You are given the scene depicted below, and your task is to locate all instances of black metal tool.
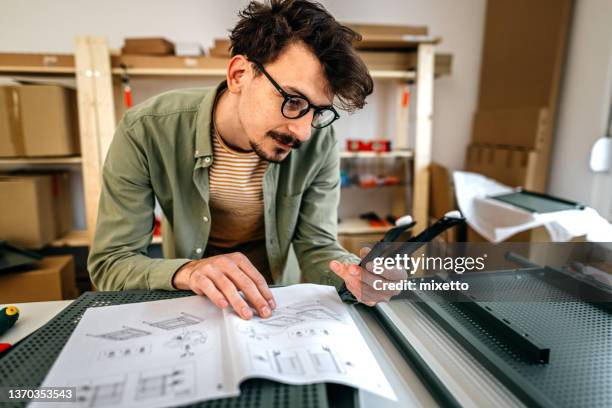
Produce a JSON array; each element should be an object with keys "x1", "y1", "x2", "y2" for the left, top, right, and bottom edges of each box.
[{"x1": 338, "y1": 211, "x2": 466, "y2": 303}]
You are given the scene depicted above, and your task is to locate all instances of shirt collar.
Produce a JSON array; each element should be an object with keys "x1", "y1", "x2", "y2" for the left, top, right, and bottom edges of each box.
[{"x1": 194, "y1": 81, "x2": 228, "y2": 161}]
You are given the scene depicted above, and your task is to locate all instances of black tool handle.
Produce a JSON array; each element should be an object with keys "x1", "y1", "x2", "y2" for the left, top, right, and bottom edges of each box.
[{"x1": 338, "y1": 212, "x2": 465, "y2": 303}]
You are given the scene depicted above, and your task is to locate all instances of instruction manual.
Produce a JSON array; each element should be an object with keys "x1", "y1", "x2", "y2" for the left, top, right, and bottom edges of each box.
[{"x1": 30, "y1": 284, "x2": 396, "y2": 407}]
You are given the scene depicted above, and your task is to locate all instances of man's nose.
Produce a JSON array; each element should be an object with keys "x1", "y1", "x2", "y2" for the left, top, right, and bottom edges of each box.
[{"x1": 287, "y1": 110, "x2": 314, "y2": 143}]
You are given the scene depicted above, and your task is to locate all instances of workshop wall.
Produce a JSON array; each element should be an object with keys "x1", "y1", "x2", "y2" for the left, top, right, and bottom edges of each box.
[{"x1": 548, "y1": 0, "x2": 612, "y2": 218}]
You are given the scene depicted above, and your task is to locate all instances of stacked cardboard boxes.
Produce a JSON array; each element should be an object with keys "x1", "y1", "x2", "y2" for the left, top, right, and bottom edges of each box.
[{"x1": 465, "y1": 0, "x2": 573, "y2": 191}]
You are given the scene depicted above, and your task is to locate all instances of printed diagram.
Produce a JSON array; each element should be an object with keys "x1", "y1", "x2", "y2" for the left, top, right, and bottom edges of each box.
[
  {"x1": 98, "y1": 344, "x2": 151, "y2": 361},
  {"x1": 143, "y1": 312, "x2": 204, "y2": 330},
  {"x1": 248, "y1": 344, "x2": 353, "y2": 376},
  {"x1": 272, "y1": 349, "x2": 304, "y2": 375},
  {"x1": 74, "y1": 375, "x2": 126, "y2": 407},
  {"x1": 87, "y1": 326, "x2": 151, "y2": 341},
  {"x1": 135, "y1": 363, "x2": 196, "y2": 401},
  {"x1": 164, "y1": 328, "x2": 208, "y2": 358},
  {"x1": 308, "y1": 345, "x2": 350, "y2": 374},
  {"x1": 249, "y1": 346, "x2": 305, "y2": 375},
  {"x1": 236, "y1": 323, "x2": 270, "y2": 341},
  {"x1": 288, "y1": 327, "x2": 330, "y2": 340},
  {"x1": 248, "y1": 345, "x2": 307, "y2": 375},
  {"x1": 257, "y1": 300, "x2": 341, "y2": 329}
]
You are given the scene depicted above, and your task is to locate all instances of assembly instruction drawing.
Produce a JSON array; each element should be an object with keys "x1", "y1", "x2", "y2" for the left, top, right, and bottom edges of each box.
[
  {"x1": 143, "y1": 312, "x2": 203, "y2": 330},
  {"x1": 134, "y1": 363, "x2": 196, "y2": 401},
  {"x1": 31, "y1": 284, "x2": 396, "y2": 408},
  {"x1": 87, "y1": 326, "x2": 151, "y2": 341},
  {"x1": 73, "y1": 375, "x2": 126, "y2": 407},
  {"x1": 98, "y1": 344, "x2": 151, "y2": 361},
  {"x1": 258, "y1": 300, "x2": 342, "y2": 328},
  {"x1": 164, "y1": 328, "x2": 208, "y2": 358}
]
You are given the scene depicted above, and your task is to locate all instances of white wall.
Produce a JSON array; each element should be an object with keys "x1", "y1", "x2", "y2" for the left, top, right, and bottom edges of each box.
[{"x1": 548, "y1": 0, "x2": 612, "y2": 218}]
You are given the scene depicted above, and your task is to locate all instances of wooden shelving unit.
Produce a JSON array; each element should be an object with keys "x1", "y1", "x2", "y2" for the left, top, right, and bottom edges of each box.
[
  {"x1": 0, "y1": 156, "x2": 82, "y2": 166},
  {"x1": 0, "y1": 34, "x2": 445, "y2": 246},
  {"x1": 339, "y1": 150, "x2": 413, "y2": 159}
]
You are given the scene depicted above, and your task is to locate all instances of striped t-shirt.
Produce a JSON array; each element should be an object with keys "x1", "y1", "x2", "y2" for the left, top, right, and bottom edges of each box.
[{"x1": 207, "y1": 131, "x2": 269, "y2": 249}]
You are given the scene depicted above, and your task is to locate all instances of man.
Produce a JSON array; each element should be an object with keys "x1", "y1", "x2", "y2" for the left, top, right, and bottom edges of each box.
[{"x1": 88, "y1": 0, "x2": 403, "y2": 320}]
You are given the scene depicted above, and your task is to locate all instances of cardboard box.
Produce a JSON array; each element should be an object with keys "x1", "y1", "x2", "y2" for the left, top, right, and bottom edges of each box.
[
  {"x1": 477, "y1": 0, "x2": 572, "y2": 110},
  {"x1": 0, "y1": 175, "x2": 56, "y2": 248},
  {"x1": 358, "y1": 51, "x2": 452, "y2": 74},
  {"x1": 50, "y1": 172, "x2": 73, "y2": 236},
  {"x1": 0, "y1": 255, "x2": 78, "y2": 303},
  {"x1": 122, "y1": 37, "x2": 175, "y2": 55},
  {"x1": 345, "y1": 23, "x2": 430, "y2": 49},
  {"x1": 209, "y1": 39, "x2": 231, "y2": 58},
  {"x1": 0, "y1": 85, "x2": 80, "y2": 157},
  {"x1": 472, "y1": 107, "x2": 550, "y2": 150},
  {"x1": 339, "y1": 233, "x2": 385, "y2": 256},
  {"x1": 112, "y1": 55, "x2": 228, "y2": 70},
  {"x1": 465, "y1": 143, "x2": 544, "y2": 190},
  {"x1": 429, "y1": 163, "x2": 455, "y2": 220}
]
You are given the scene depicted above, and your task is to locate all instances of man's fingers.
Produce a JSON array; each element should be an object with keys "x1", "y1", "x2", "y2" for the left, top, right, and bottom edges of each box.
[
  {"x1": 225, "y1": 265, "x2": 272, "y2": 318},
  {"x1": 195, "y1": 275, "x2": 229, "y2": 309},
  {"x1": 208, "y1": 268, "x2": 253, "y2": 320},
  {"x1": 234, "y1": 254, "x2": 276, "y2": 310},
  {"x1": 330, "y1": 260, "x2": 359, "y2": 280},
  {"x1": 380, "y1": 265, "x2": 408, "y2": 281}
]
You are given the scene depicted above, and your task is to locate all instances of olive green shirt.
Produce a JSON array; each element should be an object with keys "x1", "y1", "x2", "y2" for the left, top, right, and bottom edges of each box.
[{"x1": 87, "y1": 84, "x2": 359, "y2": 291}]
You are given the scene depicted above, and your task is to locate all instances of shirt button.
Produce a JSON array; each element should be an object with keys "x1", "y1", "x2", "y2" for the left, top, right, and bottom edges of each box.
[
  {"x1": 203, "y1": 216, "x2": 209, "y2": 222},
  {"x1": 204, "y1": 157, "x2": 211, "y2": 163},
  {"x1": 195, "y1": 248, "x2": 203, "y2": 254}
]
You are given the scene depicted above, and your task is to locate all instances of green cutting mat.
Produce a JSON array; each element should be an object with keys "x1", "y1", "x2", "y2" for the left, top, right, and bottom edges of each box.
[{"x1": 490, "y1": 191, "x2": 584, "y2": 213}]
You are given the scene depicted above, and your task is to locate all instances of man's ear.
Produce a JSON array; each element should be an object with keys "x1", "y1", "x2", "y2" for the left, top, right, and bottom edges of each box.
[{"x1": 226, "y1": 55, "x2": 253, "y2": 94}]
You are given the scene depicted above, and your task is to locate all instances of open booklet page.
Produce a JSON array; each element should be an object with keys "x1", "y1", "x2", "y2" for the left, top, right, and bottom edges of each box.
[{"x1": 30, "y1": 284, "x2": 395, "y2": 407}]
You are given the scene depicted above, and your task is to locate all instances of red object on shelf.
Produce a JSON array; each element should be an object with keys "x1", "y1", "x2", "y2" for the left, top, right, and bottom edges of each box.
[
  {"x1": 401, "y1": 87, "x2": 410, "y2": 108},
  {"x1": 358, "y1": 140, "x2": 373, "y2": 151},
  {"x1": 153, "y1": 217, "x2": 161, "y2": 237},
  {"x1": 382, "y1": 175, "x2": 400, "y2": 186},
  {"x1": 372, "y1": 140, "x2": 391, "y2": 153},
  {"x1": 123, "y1": 85, "x2": 133, "y2": 108},
  {"x1": 346, "y1": 139, "x2": 360, "y2": 152}
]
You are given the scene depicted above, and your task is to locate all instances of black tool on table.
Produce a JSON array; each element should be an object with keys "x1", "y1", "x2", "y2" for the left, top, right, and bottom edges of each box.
[{"x1": 338, "y1": 211, "x2": 466, "y2": 303}]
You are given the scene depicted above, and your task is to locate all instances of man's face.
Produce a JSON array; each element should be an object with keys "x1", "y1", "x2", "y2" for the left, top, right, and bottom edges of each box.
[{"x1": 237, "y1": 41, "x2": 333, "y2": 162}]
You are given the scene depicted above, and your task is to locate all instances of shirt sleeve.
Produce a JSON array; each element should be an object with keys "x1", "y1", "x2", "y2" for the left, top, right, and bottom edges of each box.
[
  {"x1": 292, "y1": 128, "x2": 361, "y2": 289},
  {"x1": 87, "y1": 117, "x2": 191, "y2": 291}
]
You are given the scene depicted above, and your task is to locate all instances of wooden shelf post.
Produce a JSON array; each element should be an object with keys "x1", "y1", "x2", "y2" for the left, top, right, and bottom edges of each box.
[
  {"x1": 74, "y1": 36, "x2": 116, "y2": 245},
  {"x1": 412, "y1": 43, "x2": 435, "y2": 233}
]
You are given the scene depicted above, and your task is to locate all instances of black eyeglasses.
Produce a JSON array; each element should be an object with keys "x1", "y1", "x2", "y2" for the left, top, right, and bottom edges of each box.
[{"x1": 252, "y1": 61, "x2": 340, "y2": 129}]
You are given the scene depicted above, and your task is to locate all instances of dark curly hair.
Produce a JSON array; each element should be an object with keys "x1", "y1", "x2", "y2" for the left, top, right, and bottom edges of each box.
[{"x1": 229, "y1": 0, "x2": 374, "y2": 112}]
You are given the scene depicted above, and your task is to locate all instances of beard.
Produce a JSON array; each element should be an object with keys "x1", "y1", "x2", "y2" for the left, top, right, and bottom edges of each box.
[{"x1": 250, "y1": 130, "x2": 302, "y2": 163}]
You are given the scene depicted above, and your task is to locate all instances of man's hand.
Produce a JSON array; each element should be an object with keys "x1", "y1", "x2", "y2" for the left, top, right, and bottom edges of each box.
[
  {"x1": 173, "y1": 252, "x2": 276, "y2": 320},
  {"x1": 329, "y1": 248, "x2": 407, "y2": 306}
]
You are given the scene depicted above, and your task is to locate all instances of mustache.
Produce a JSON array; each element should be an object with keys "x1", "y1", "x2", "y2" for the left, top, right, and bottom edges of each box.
[{"x1": 267, "y1": 131, "x2": 302, "y2": 149}]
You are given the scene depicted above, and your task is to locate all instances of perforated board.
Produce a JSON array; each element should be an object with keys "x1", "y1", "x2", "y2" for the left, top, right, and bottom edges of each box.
[{"x1": 413, "y1": 269, "x2": 612, "y2": 407}]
